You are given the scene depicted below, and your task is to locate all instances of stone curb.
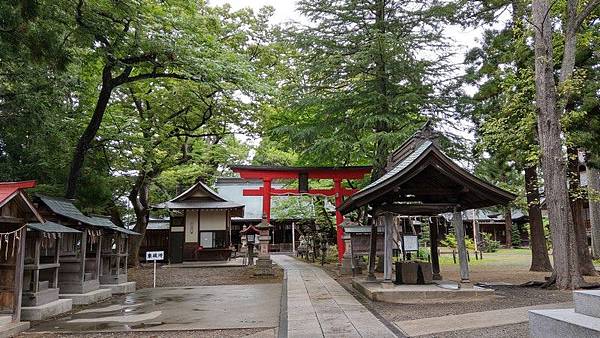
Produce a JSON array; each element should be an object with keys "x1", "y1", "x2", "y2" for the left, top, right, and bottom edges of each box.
[{"x1": 277, "y1": 263, "x2": 288, "y2": 338}]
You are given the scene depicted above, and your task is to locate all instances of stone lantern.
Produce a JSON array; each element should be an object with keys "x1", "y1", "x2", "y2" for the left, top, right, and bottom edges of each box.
[
  {"x1": 339, "y1": 218, "x2": 358, "y2": 275},
  {"x1": 240, "y1": 225, "x2": 260, "y2": 266},
  {"x1": 254, "y1": 215, "x2": 274, "y2": 276}
]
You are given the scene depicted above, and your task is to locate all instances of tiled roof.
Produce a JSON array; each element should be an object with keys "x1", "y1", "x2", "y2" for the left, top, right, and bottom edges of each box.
[
  {"x1": 27, "y1": 221, "x2": 81, "y2": 233},
  {"x1": 37, "y1": 195, "x2": 93, "y2": 225}
]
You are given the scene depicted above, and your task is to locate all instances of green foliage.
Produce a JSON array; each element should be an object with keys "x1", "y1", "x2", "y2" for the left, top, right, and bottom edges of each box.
[
  {"x1": 481, "y1": 233, "x2": 500, "y2": 253},
  {"x1": 440, "y1": 233, "x2": 457, "y2": 248},
  {"x1": 265, "y1": 0, "x2": 460, "y2": 176},
  {"x1": 511, "y1": 224, "x2": 522, "y2": 248}
]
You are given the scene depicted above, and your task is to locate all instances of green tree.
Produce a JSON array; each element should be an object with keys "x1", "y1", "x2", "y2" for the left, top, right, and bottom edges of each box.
[{"x1": 267, "y1": 0, "x2": 459, "y2": 178}]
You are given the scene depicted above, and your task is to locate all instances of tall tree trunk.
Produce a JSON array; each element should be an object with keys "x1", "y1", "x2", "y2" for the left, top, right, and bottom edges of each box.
[
  {"x1": 525, "y1": 165, "x2": 553, "y2": 271},
  {"x1": 588, "y1": 165, "x2": 600, "y2": 259},
  {"x1": 532, "y1": 0, "x2": 583, "y2": 289},
  {"x1": 128, "y1": 174, "x2": 150, "y2": 267},
  {"x1": 65, "y1": 65, "x2": 114, "y2": 198},
  {"x1": 568, "y1": 147, "x2": 597, "y2": 276},
  {"x1": 504, "y1": 208, "x2": 512, "y2": 247}
]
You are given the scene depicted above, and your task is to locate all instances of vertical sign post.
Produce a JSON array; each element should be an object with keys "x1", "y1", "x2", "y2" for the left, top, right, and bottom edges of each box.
[{"x1": 146, "y1": 251, "x2": 164, "y2": 288}]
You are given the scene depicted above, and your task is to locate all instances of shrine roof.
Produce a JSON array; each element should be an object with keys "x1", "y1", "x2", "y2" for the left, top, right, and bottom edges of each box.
[
  {"x1": 338, "y1": 122, "x2": 516, "y2": 215},
  {"x1": 155, "y1": 180, "x2": 245, "y2": 217},
  {"x1": 0, "y1": 180, "x2": 36, "y2": 207},
  {"x1": 27, "y1": 221, "x2": 81, "y2": 233}
]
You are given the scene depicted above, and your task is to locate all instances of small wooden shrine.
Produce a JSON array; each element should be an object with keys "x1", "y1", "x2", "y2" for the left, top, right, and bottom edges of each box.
[
  {"x1": 33, "y1": 195, "x2": 112, "y2": 304},
  {"x1": 155, "y1": 180, "x2": 244, "y2": 263},
  {"x1": 0, "y1": 181, "x2": 44, "y2": 334},
  {"x1": 90, "y1": 216, "x2": 138, "y2": 292},
  {"x1": 21, "y1": 221, "x2": 80, "y2": 320}
]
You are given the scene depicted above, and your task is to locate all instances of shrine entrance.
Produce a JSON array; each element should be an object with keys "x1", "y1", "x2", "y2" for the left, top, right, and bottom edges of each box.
[{"x1": 231, "y1": 165, "x2": 372, "y2": 260}]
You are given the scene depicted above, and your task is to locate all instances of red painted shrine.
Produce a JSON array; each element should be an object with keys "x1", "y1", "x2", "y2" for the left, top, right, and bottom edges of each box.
[{"x1": 230, "y1": 166, "x2": 372, "y2": 260}]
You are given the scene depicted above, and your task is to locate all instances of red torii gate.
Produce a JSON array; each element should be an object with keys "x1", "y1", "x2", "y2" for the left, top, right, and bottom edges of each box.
[{"x1": 231, "y1": 165, "x2": 372, "y2": 261}]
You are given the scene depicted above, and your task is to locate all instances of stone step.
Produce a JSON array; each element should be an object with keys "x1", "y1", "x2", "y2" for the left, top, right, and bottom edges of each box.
[
  {"x1": 0, "y1": 320, "x2": 30, "y2": 338},
  {"x1": 529, "y1": 308, "x2": 600, "y2": 338},
  {"x1": 574, "y1": 290, "x2": 600, "y2": 318},
  {"x1": 38, "y1": 280, "x2": 49, "y2": 291},
  {"x1": 0, "y1": 315, "x2": 11, "y2": 327}
]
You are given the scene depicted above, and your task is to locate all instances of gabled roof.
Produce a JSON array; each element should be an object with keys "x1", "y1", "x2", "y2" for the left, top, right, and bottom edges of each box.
[
  {"x1": 0, "y1": 180, "x2": 37, "y2": 207},
  {"x1": 154, "y1": 180, "x2": 245, "y2": 217},
  {"x1": 339, "y1": 122, "x2": 516, "y2": 214},
  {"x1": 0, "y1": 181, "x2": 44, "y2": 222},
  {"x1": 171, "y1": 180, "x2": 226, "y2": 202},
  {"x1": 36, "y1": 195, "x2": 97, "y2": 226}
]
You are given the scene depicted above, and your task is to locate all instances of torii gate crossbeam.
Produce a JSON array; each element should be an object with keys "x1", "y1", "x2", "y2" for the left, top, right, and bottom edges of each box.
[{"x1": 231, "y1": 165, "x2": 372, "y2": 261}]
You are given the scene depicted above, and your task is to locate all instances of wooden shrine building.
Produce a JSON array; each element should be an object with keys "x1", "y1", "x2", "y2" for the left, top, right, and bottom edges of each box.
[
  {"x1": 338, "y1": 122, "x2": 516, "y2": 283},
  {"x1": 21, "y1": 221, "x2": 80, "y2": 320},
  {"x1": 90, "y1": 216, "x2": 138, "y2": 293},
  {"x1": 0, "y1": 181, "x2": 44, "y2": 335},
  {"x1": 155, "y1": 180, "x2": 245, "y2": 263},
  {"x1": 33, "y1": 195, "x2": 113, "y2": 304}
]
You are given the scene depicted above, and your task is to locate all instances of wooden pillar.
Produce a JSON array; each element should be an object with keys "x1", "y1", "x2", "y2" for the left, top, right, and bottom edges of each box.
[
  {"x1": 383, "y1": 212, "x2": 394, "y2": 282},
  {"x1": 13, "y1": 227, "x2": 26, "y2": 322},
  {"x1": 80, "y1": 230, "x2": 87, "y2": 287},
  {"x1": 453, "y1": 207, "x2": 469, "y2": 282},
  {"x1": 472, "y1": 209, "x2": 481, "y2": 250},
  {"x1": 367, "y1": 215, "x2": 378, "y2": 281},
  {"x1": 33, "y1": 235, "x2": 41, "y2": 293},
  {"x1": 430, "y1": 217, "x2": 441, "y2": 280},
  {"x1": 95, "y1": 232, "x2": 102, "y2": 280},
  {"x1": 53, "y1": 237, "x2": 60, "y2": 288},
  {"x1": 116, "y1": 234, "x2": 122, "y2": 277}
]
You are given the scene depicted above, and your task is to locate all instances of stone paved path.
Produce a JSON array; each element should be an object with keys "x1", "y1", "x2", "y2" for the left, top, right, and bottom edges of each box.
[{"x1": 272, "y1": 255, "x2": 397, "y2": 338}]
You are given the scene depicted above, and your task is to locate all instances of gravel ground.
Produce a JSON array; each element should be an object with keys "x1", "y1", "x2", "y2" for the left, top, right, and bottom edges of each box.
[
  {"x1": 128, "y1": 264, "x2": 283, "y2": 289},
  {"x1": 313, "y1": 255, "x2": 580, "y2": 338},
  {"x1": 418, "y1": 323, "x2": 529, "y2": 338},
  {"x1": 20, "y1": 328, "x2": 265, "y2": 337}
]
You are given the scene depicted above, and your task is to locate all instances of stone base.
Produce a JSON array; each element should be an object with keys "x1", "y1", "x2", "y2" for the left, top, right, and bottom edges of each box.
[
  {"x1": 339, "y1": 256, "x2": 354, "y2": 275},
  {"x1": 352, "y1": 278, "x2": 494, "y2": 304},
  {"x1": 254, "y1": 257, "x2": 274, "y2": 276},
  {"x1": 21, "y1": 298, "x2": 72, "y2": 321},
  {"x1": 59, "y1": 288, "x2": 112, "y2": 305},
  {"x1": 22, "y1": 287, "x2": 60, "y2": 307},
  {"x1": 0, "y1": 320, "x2": 30, "y2": 338},
  {"x1": 529, "y1": 309, "x2": 600, "y2": 338},
  {"x1": 100, "y1": 281, "x2": 136, "y2": 294}
]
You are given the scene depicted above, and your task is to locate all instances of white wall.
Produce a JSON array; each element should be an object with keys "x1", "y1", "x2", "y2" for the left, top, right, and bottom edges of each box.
[{"x1": 199, "y1": 210, "x2": 227, "y2": 231}]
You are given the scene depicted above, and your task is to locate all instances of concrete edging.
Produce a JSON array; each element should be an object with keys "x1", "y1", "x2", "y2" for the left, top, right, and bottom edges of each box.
[{"x1": 277, "y1": 268, "x2": 288, "y2": 338}]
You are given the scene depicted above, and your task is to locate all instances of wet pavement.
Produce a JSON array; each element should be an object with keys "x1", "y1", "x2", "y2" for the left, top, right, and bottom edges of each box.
[
  {"x1": 29, "y1": 284, "x2": 281, "y2": 333},
  {"x1": 272, "y1": 255, "x2": 397, "y2": 337}
]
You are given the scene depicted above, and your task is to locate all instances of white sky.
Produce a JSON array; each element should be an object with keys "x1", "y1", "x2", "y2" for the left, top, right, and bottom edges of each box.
[{"x1": 209, "y1": 1, "x2": 506, "y2": 158}]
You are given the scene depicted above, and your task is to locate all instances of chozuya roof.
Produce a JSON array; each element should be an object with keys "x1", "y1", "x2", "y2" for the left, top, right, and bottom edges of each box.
[
  {"x1": 154, "y1": 180, "x2": 245, "y2": 217},
  {"x1": 36, "y1": 195, "x2": 139, "y2": 235},
  {"x1": 338, "y1": 121, "x2": 516, "y2": 214}
]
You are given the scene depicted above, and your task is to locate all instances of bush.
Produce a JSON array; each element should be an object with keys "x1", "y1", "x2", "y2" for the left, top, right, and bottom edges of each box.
[
  {"x1": 481, "y1": 233, "x2": 500, "y2": 253},
  {"x1": 441, "y1": 233, "x2": 475, "y2": 250},
  {"x1": 440, "y1": 233, "x2": 457, "y2": 248}
]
